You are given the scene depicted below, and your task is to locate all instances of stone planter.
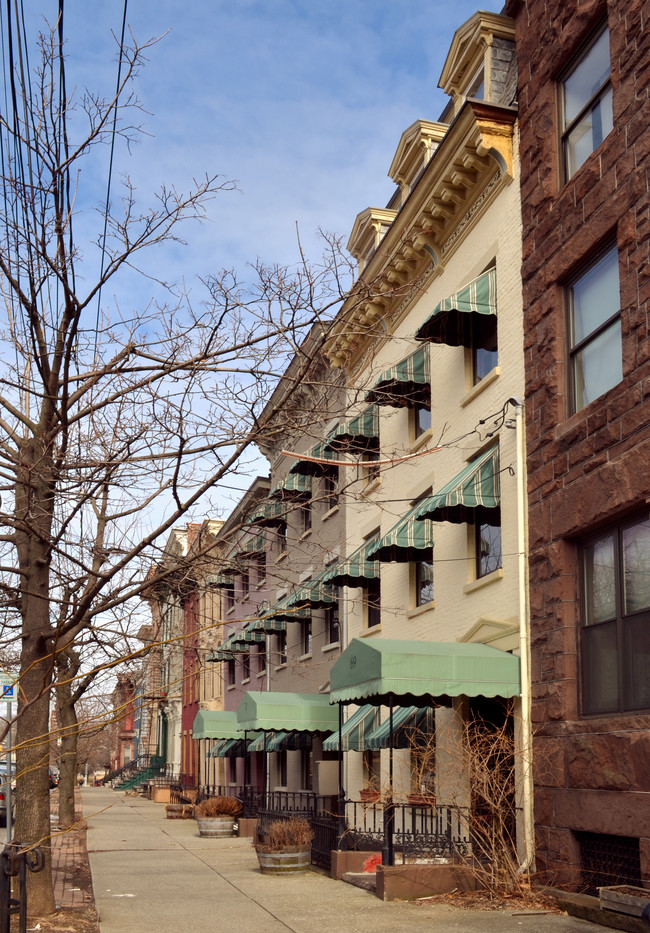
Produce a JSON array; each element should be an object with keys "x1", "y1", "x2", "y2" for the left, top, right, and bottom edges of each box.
[
  {"x1": 255, "y1": 845, "x2": 311, "y2": 874},
  {"x1": 196, "y1": 815, "x2": 235, "y2": 838},
  {"x1": 599, "y1": 885, "x2": 650, "y2": 917}
]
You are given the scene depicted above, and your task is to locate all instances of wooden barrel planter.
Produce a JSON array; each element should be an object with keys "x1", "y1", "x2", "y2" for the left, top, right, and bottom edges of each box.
[
  {"x1": 255, "y1": 846, "x2": 311, "y2": 874},
  {"x1": 197, "y1": 816, "x2": 235, "y2": 838},
  {"x1": 165, "y1": 803, "x2": 194, "y2": 820}
]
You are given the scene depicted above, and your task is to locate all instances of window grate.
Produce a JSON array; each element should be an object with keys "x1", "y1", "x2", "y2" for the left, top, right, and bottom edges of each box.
[{"x1": 577, "y1": 831, "x2": 641, "y2": 895}]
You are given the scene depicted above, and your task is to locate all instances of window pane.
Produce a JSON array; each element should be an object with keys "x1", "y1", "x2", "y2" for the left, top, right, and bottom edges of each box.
[
  {"x1": 573, "y1": 318, "x2": 622, "y2": 409},
  {"x1": 572, "y1": 248, "x2": 619, "y2": 345},
  {"x1": 584, "y1": 534, "x2": 616, "y2": 624},
  {"x1": 623, "y1": 520, "x2": 650, "y2": 614},
  {"x1": 416, "y1": 559, "x2": 434, "y2": 606},
  {"x1": 563, "y1": 29, "x2": 611, "y2": 126},
  {"x1": 478, "y1": 523, "x2": 502, "y2": 577},
  {"x1": 415, "y1": 406, "x2": 431, "y2": 437},
  {"x1": 565, "y1": 85, "x2": 613, "y2": 177},
  {"x1": 624, "y1": 615, "x2": 650, "y2": 709},
  {"x1": 583, "y1": 622, "x2": 619, "y2": 714}
]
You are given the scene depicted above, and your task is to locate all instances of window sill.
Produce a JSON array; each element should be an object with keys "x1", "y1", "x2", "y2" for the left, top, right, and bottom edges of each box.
[
  {"x1": 460, "y1": 366, "x2": 500, "y2": 408},
  {"x1": 276, "y1": 551, "x2": 288, "y2": 563},
  {"x1": 242, "y1": 677, "x2": 250, "y2": 685},
  {"x1": 299, "y1": 652, "x2": 312, "y2": 662},
  {"x1": 255, "y1": 580, "x2": 267, "y2": 589},
  {"x1": 410, "y1": 428, "x2": 434, "y2": 453},
  {"x1": 256, "y1": 670, "x2": 266, "y2": 678},
  {"x1": 463, "y1": 567, "x2": 504, "y2": 594},
  {"x1": 361, "y1": 477, "x2": 382, "y2": 498},
  {"x1": 361, "y1": 625, "x2": 382, "y2": 636},
  {"x1": 322, "y1": 505, "x2": 340, "y2": 522},
  {"x1": 407, "y1": 601, "x2": 435, "y2": 619},
  {"x1": 226, "y1": 605, "x2": 235, "y2": 616},
  {"x1": 226, "y1": 684, "x2": 236, "y2": 691},
  {"x1": 321, "y1": 642, "x2": 340, "y2": 653},
  {"x1": 274, "y1": 663, "x2": 287, "y2": 671},
  {"x1": 299, "y1": 529, "x2": 313, "y2": 541}
]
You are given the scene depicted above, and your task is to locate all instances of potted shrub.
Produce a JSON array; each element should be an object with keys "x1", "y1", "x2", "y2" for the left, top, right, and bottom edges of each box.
[
  {"x1": 195, "y1": 796, "x2": 242, "y2": 837},
  {"x1": 254, "y1": 817, "x2": 314, "y2": 874}
]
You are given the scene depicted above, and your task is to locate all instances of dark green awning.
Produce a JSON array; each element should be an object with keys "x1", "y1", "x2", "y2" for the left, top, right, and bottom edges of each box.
[
  {"x1": 415, "y1": 268, "x2": 497, "y2": 348},
  {"x1": 247, "y1": 499, "x2": 287, "y2": 526},
  {"x1": 264, "y1": 593, "x2": 310, "y2": 623},
  {"x1": 249, "y1": 615, "x2": 287, "y2": 635},
  {"x1": 269, "y1": 474, "x2": 312, "y2": 498},
  {"x1": 208, "y1": 633, "x2": 249, "y2": 661},
  {"x1": 322, "y1": 704, "x2": 378, "y2": 752},
  {"x1": 324, "y1": 407, "x2": 379, "y2": 452},
  {"x1": 191, "y1": 710, "x2": 241, "y2": 741},
  {"x1": 206, "y1": 573, "x2": 235, "y2": 589},
  {"x1": 237, "y1": 691, "x2": 339, "y2": 733},
  {"x1": 289, "y1": 438, "x2": 341, "y2": 477},
  {"x1": 233, "y1": 625, "x2": 266, "y2": 646},
  {"x1": 414, "y1": 447, "x2": 500, "y2": 525},
  {"x1": 210, "y1": 737, "x2": 249, "y2": 758},
  {"x1": 365, "y1": 346, "x2": 431, "y2": 408},
  {"x1": 365, "y1": 706, "x2": 435, "y2": 750},
  {"x1": 233, "y1": 532, "x2": 266, "y2": 557},
  {"x1": 329, "y1": 637, "x2": 521, "y2": 705},
  {"x1": 284, "y1": 570, "x2": 336, "y2": 611},
  {"x1": 323, "y1": 535, "x2": 380, "y2": 588},
  {"x1": 367, "y1": 505, "x2": 434, "y2": 563}
]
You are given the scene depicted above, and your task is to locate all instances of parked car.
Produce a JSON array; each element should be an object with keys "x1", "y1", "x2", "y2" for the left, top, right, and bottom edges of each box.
[
  {"x1": 49, "y1": 770, "x2": 59, "y2": 789},
  {"x1": 0, "y1": 764, "x2": 15, "y2": 825}
]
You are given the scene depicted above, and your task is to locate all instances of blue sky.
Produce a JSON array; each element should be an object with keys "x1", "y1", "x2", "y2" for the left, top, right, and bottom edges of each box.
[{"x1": 49, "y1": 1, "x2": 503, "y2": 287}]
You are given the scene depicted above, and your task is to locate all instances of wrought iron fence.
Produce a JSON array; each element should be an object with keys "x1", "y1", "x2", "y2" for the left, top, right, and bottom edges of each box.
[{"x1": 0, "y1": 844, "x2": 45, "y2": 933}]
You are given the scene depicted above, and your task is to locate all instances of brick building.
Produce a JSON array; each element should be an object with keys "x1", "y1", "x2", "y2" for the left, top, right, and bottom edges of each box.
[{"x1": 506, "y1": 0, "x2": 650, "y2": 890}]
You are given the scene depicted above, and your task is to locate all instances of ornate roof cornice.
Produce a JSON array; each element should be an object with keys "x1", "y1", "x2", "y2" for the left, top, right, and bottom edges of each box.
[{"x1": 324, "y1": 100, "x2": 517, "y2": 370}]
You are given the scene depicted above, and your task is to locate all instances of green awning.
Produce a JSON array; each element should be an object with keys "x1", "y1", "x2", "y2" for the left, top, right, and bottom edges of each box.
[
  {"x1": 249, "y1": 615, "x2": 287, "y2": 635},
  {"x1": 324, "y1": 407, "x2": 379, "y2": 453},
  {"x1": 414, "y1": 447, "x2": 500, "y2": 525},
  {"x1": 415, "y1": 268, "x2": 497, "y2": 348},
  {"x1": 284, "y1": 570, "x2": 335, "y2": 611},
  {"x1": 262, "y1": 731, "x2": 314, "y2": 752},
  {"x1": 322, "y1": 704, "x2": 378, "y2": 752},
  {"x1": 365, "y1": 346, "x2": 431, "y2": 409},
  {"x1": 247, "y1": 500, "x2": 287, "y2": 526},
  {"x1": 329, "y1": 637, "x2": 521, "y2": 705},
  {"x1": 211, "y1": 737, "x2": 248, "y2": 758},
  {"x1": 289, "y1": 438, "x2": 341, "y2": 477},
  {"x1": 208, "y1": 633, "x2": 249, "y2": 661},
  {"x1": 367, "y1": 505, "x2": 434, "y2": 563},
  {"x1": 233, "y1": 625, "x2": 266, "y2": 646},
  {"x1": 323, "y1": 535, "x2": 380, "y2": 589},
  {"x1": 233, "y1": 532, "x2": 266, "y2": 557},
  {"x1": 206, "y1": 573, "x2": 235, "y2": 589},
  {"x1": 191, "y1": 710, "x2": 241, "y2": 741},
  {"x1": 270, "y1": 474, "x2": 312, "y2": 498},
  {"x1": 264, "y1": 593, "x2": 310, "y2": 623},
  {"x1": 237, "y1": 691, "x2": 339, "y2": 733},
  {"x1": 365, "y1": 706, "x2": 435, "y2": 750}
]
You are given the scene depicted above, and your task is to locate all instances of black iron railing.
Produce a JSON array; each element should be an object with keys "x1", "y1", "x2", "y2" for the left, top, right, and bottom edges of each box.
[{"x1": 0, "y1": 844, "x2": 44, "y2": 933}]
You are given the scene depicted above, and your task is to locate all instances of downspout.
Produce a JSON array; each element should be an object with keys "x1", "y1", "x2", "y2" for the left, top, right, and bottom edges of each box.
[{"x1": 512, "y1": 396, "x2": 535, "y2": 872}]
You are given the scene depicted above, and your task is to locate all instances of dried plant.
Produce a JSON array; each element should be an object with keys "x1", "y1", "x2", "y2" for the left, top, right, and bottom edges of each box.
[
  {"x1": 256, "y1": 817, "x2": 314, "y2": 852},
  {"x1": 195, "y1": 796, "x2": 242, "y2": 818}
]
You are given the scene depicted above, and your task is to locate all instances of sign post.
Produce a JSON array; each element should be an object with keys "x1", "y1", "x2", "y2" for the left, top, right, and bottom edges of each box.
[{"x1": 0, "y1": 675, "x2": 16, "y2": 843}]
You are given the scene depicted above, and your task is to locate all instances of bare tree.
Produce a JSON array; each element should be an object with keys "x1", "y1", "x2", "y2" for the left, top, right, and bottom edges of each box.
[{"x1": 0, "y1": 16, "x2": 354, "y2": 912}]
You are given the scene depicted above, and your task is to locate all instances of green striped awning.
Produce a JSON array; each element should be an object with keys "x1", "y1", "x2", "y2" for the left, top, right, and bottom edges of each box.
[
  {"x1": 289, "y1": 438, "x2": 341, "y2": 477},
  {"x1": 329, "y1": 637, "x2": 521, "y2": 705},
  {"x1": 206, "y1": 573, "x2": 236, "y2": 589},
  {"x1": 365, "y1": 346, "x2": 431, "y2": 409},
  {"x1": 264, "y1": 593, "x2": 311, "y2": 623},
  {"x1": 237, "y1": 691, "x2": 339, "y2": 733},
  {"x1": 234, "y1": 532, "x2": 266, "y2": 557},
  {"x1": 322, "y1": 704, "x2": 377, "y2": 752},
  {"x1": 249, "y1": 615, "x2": 287, "y2": 635},
  {"x1": 247, "y1": 500, "x2": 287, "y2": 526},
  {"x1": 284, "y1": 571, "x2": 336, "y2": 611},
  {"x1": 323, "y1": 536, "x2": 380, "y2": 589},
  {"x1": 211, "y1": 738, "x2": 248, "y2": 758},
  {"x1": 233, "y1": 625, "x2": 266, "y2": 646},
  {"x1": 269, "y1": 474, "x2": 312, "y2": 498},
  {"x1": 367, "y1": 504, "x2": 434, "y2": 563},
  {"x1": 365, "y1": 706, "x2": 435, "y2": 750},
  {"x1": 208, "y1": 633, "x2": 250, "y2": 661},
  {"x1": 415, "y1": 268, "x2": 497, "y2": 348},
  {"x1": 192, "y1": 710, "x2": 240, "y2": 741},
  {"x1": 324, "y1": 407, "x2": 379, "y2": 452},
  {"x1": 262, "y1": 731, "x2": 314, "y2": 752},
  {"x1": 413, "y1": 447, "x2": 500, "y2": 525}
]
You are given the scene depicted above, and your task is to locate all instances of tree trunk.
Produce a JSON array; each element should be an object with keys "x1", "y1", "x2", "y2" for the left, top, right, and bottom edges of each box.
[{"x1": 55, "y1": 684, "x2": 79, "y2": 830}]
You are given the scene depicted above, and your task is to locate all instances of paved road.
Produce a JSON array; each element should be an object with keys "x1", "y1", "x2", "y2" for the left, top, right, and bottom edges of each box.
[{"x1": 82, "y1": 788, "x2": 612, "y2": 933}]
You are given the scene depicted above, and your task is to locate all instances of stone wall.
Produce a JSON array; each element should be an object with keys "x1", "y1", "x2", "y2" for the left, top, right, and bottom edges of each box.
[{"x1": 505, "y1": 0, "x2": 650, "y2": 887}]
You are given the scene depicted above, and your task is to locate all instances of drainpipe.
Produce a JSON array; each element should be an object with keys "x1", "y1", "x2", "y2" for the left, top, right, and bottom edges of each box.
[{"x1": 511, "y1": 396, "x2": 535, "y2": 872}]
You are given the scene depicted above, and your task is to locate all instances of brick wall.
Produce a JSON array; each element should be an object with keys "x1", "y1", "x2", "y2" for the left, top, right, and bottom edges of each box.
[{"x1": 506, "y1": 0, "x2": 650, "y2": 887}]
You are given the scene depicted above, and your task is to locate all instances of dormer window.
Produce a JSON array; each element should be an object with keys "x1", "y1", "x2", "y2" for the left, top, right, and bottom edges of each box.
[{"x1": 466, "y1": 67, "x2": 485, "y2": 100}]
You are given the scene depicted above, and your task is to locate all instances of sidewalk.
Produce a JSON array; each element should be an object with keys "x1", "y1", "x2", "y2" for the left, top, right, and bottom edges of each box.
[{"x1": 81, "y1": 787, "x2": 616, "y2": 933}]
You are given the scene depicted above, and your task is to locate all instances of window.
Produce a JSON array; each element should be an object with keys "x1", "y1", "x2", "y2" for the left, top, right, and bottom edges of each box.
[
  {"x1": 322, "y1": 467, "x2": 338, "y2": 511},
  {"x1": 569, "y1": 246, "x2": 621, "y2": 411},
  {"x1": 276, "y1": 631, "x2": 287, "y2": 666},
  {"x1": 239, "y1": 567, "x2": 250, "y2": 598},
  {"x1": 362, "y1": 450, "x2": 380, "y2": 483},
  {"x1": 299, "y1": 500, "x2": 312, "y2": 535},
  {"x1": 415, "y1": 557, "x2": 434, "y2": 606},
  {"x1": 252, "y1": 551, "x2": 266, "y2": 585},
  {"x1": 582, "y1": 516, "x2": 650, "y2": 715},
  {"x1": 276, "y1": 521, "x2": 287, "y2": 553},
  {"x1": 226, "y1": 658, "x2": 236, "y2": 686},
  {"x1": 365, "y1": 578, "x2": 381, "y2": 628},
  {"x1": 476, "y1": 522, "x2": 502, "y2": 577},
  {"x1": 257, "y1": 642, "x2": 266, "y2": 674},
  {"x1": 301, "y1": 617, "x2": 312, "y2": 656},
  {"x1": 473, "y1": 321, "x2": 498, "y2": 384},
  {"x1": 561, "y1": 26, "x2": 613, "y2": 180},
  {"x1": 301, "y1": 749, "x2": 313, "y2": 790},
  {"x1": 223, "y1": 581, "x2": 235, "y2": 612},
  {"x1": 241, "y1": 652, "x2": 250, "y2": 681},
  {"x1": 412, "y1": 405, "x2": 432, "y2": 440},
  {"x1": 277, "y1": 750, "x2": 287, "y2": 787},
  {"x1": 324, "y1": 603, "x2": 340, "y2": 645},
  {"x1": 467, "y1": 67, "x2": 485, "y2": 100}
]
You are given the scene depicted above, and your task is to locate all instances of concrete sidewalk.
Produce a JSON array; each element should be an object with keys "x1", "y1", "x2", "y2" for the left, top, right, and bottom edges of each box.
[{"x1": 82, "y1": 787, "x2": 613, "y2": 933}]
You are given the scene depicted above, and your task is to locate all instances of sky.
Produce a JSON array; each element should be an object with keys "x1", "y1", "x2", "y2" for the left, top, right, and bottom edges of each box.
[{"x1": 14, "y1": 0, "x2": 505, "y2": 515}]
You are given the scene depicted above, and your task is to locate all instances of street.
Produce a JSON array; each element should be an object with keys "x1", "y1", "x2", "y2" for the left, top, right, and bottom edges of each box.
[{"x1": 82, "y1": 788, "x2": 614, "y2": 933}]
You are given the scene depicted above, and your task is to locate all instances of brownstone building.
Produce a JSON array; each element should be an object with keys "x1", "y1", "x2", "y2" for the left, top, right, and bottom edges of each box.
[{"x1": 506, "y1": 0, "x2": 650, "y2": 891}]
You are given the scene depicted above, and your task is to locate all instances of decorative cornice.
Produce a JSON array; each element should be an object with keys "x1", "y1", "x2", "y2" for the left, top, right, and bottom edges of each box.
[{"x1": 325, "y1": 100, "x2": 517, "y2": 370}]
